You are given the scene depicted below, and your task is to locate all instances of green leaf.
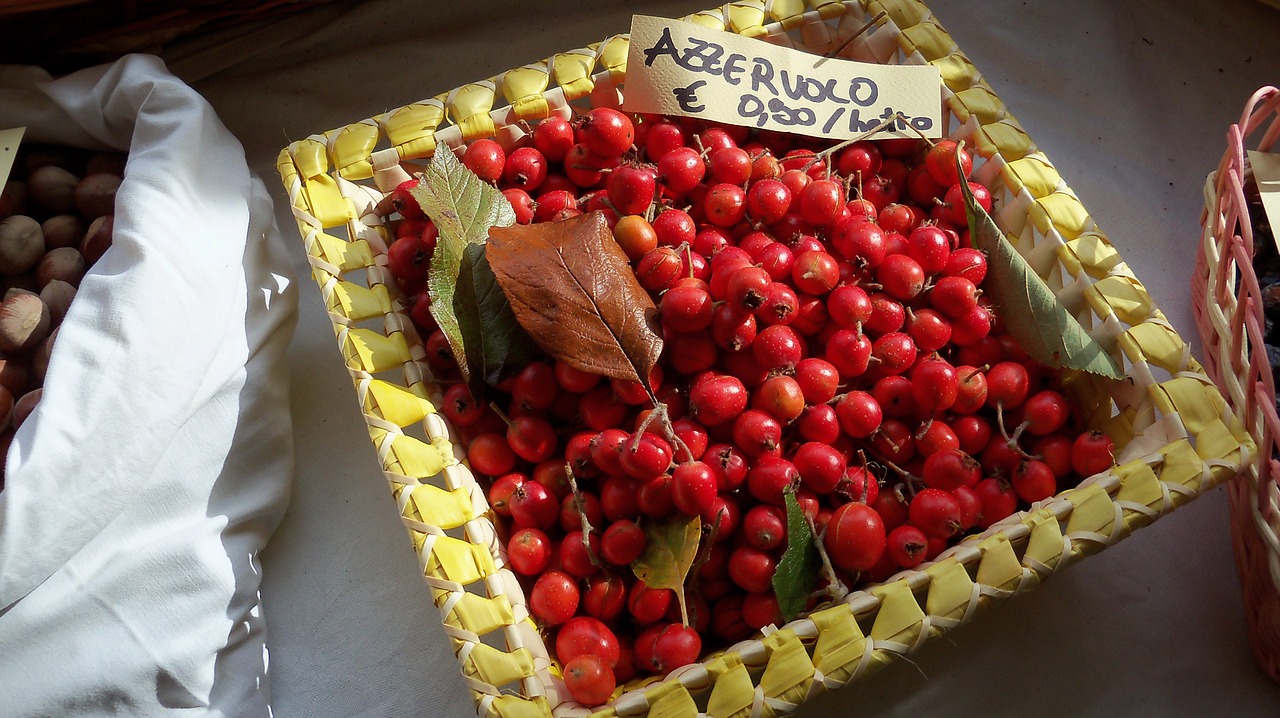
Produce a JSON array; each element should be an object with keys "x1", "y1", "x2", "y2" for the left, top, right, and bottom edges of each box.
[
  {"x1": 416, "y1": 148, "x2": 538, "y2": 397},
  {"x1": 959, "y1": 163, "x2": 1125, "y2": 380},
  {"x1": 772, "y1": 489, "x2": 820, "y2": 622},
  {"x1": 632, "y1": 515, "x2": 702, "y2": 627}
]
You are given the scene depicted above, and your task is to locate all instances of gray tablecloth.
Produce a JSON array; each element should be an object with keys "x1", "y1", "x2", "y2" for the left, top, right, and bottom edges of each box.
[{"x1": 163, "y1": 1, "x2": 1280, "y2": 715}]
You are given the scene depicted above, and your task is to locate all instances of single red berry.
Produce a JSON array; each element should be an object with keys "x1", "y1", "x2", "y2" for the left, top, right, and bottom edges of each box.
[
  {"x1": 463, "y1": 138, "x2": 506, "y2": 182},
  {"x1": 671, "y1": 461, "x2": 719, "y2": 517},
  {"x1": 743, "y1": 504, "x2": 787, "y2": 551},
  {"x1": 601, "y1": 519, "x2": 647, "y2": 565},
  {"x1": 752, "y1": 324, "x2": 804, "y2": 372},
  {"x1": 656, "y1": 146, "x2": 705, "y2": 195},
  {"x1": 529, "y1": 570, "x2": 579, "y2": 626},
  {"x1": 506, "y1": 527, "x2": 553, "y2": 575},
  {"x1": 732, "y1": 408, "x2": 784, "y2": 460},
  {"x1": 704, "y1": 183, "x2": 748, "y2": 227},
  {"x1": 921, "y1": 448, "x2": 982, "y2": 491},
  {"x1": 886, "y1": 524, "x2": 929, "y2": 569},
  {"x1": 582, "y1": 574, "x2": 628, "y2": 622},
  {"x1": 468, "y1": 432, "x2": 517, "y2": 477},
  {"x1": 974, "y1": 477, "x2": 1018, "y2": 528},
  {"x1": 793, "y1": 441, "x2": 846, "y2": 494},
  {"x1": 908, "y1": 487, "x2": 962, "y2": 539},
  {"x1": 557, "y1": 615, "x2": 622, "y2": 669},
  {"x1": 1021, "y1": 390, "x2": 1071, "y2": 436},
  {"x1": 924, "y1": 139, "x2": 973, "y2": 187},
  {"x1": 510, "y1": 480, "x2": 560, "y2": 531},
  {"x1": 836, "y1": 390, "x2": 882, "y2": 439},
  {"x1": 1071, "y1": 430, "x2": 1116, "y2": 477},
  {"x1": 560, "y1": 530, "x2": 603, "y2": 580},
  {"x1": 876, "y1": 253, "x2": 926, "y2": 301},
  {"x1": 728, "y1": 545, "x2": 777, "y2": 593},
  {"x1": 580, "y1": 107, "x2": 635, "y2": 157},
  {"x1": 909, "y1": 356, "x2": 960, "y2": 413},
  {"x1": 501, "y1": 146, "x2": 549, "y2": 192},
  {"x1": 824, "y1": 502, "x2": 887, "y2": 572},
  {"x1": 563, "y1": 654, "x2": 616, "y2": 707},
  {"x1": 628, "y1": 581, "x2": 674, "y2": 625},
  {"x1": 1011, "y1": 459, "x2": 1057, "y2": 503}
]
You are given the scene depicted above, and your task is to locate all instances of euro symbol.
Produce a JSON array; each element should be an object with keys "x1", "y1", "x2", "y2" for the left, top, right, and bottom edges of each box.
[{"x1": 672, "y1": 80, "x2": 707, "y2": 113}]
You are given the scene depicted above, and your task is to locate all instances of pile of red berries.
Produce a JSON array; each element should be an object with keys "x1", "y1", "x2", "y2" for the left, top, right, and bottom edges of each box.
[{"x1": 383, "y1": 107, "x2": 1117, "y2": 707}]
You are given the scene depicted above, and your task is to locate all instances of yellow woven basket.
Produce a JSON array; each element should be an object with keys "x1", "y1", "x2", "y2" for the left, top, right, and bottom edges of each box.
[
  {"x1": 276, "y1": 1, "x2": 1254, "y2": 715},
  {"x1": 1192, "y1": 85, "x2": 1280, "y2": 683}
]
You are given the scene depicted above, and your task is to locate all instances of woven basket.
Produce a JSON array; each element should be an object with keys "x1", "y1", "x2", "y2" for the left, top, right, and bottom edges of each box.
[
  {"x1": 1191, "y1": 85, "x2": 1280, "y2": 684},
  {"x1": 276, "y1": 1, "x2": 1254, "y2": 715}
]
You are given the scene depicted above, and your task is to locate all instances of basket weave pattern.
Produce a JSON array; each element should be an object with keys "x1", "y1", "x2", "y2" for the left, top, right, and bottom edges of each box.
[
  {"x1": 1191, "y1": 85, "x2": 1280, "y2": 683},
  {"x1": 276, "y1": 1, "x2": 1253, "y2": 715}
]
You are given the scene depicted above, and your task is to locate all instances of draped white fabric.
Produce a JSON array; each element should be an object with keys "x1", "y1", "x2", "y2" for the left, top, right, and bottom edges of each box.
[{"x1": 0, "y1": 55, "x2": 297, "y2": 716}]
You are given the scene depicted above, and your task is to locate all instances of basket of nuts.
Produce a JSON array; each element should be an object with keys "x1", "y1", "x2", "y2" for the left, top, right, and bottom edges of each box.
[
  {"x1": 1191, "y1": 84, "x2": 1280, "y2": 683},
  {"x1": 0, "y1": 138, "x2": 119, "y2": 479},
  {"x1": 277, "y1": 1, "x2": 1254, "y2": 715}
]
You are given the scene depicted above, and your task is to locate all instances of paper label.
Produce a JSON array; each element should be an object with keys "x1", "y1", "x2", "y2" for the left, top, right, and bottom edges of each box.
[
  {"x1": 0, "y1": 127, "x2": 24, "y2": 188},
  {"x1": 622, "y1": 15, "x2": 942, "y2": 141},
  {"x1": 1249, "y1": 150, "x2": 1280, "y2": 255}
]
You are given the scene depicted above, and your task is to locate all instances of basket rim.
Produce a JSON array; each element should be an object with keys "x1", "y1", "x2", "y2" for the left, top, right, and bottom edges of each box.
[{"x1": 277, "y1": 1, "x2": 1256, "y2": 715}]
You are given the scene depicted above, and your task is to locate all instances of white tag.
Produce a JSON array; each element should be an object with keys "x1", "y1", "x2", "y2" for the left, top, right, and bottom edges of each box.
[
  {"x1": 1249, "y1": 150, "x2": 1280, "y2": 255},
  {"x1": 0, "y1": 127, "x2": 24, "y2": 188},
  {"x1": 622, "y1": 15, "x2": 942, "y2": 141}
]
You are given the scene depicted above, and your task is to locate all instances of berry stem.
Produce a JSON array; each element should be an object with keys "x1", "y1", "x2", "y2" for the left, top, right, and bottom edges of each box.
[
  {"x1": 802, "y1": 111, "x2": 908, "y2": 174},
  {"x1": 806, "y1": 512, "x2": 850, "y2": 603},
  {"x1": 565, "y1": 462, "x2": 604, "y2": 568}
]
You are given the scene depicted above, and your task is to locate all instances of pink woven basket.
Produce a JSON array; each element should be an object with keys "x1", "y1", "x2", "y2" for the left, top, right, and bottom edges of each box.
[{"x1": 1192, "y1": 84, "x2": 1280, "y2": 682}]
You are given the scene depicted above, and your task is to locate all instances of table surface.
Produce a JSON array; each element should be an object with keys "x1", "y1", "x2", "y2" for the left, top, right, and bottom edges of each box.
[{"x1": 159, "y1": 1, "x2": 1280, "y2": 715}]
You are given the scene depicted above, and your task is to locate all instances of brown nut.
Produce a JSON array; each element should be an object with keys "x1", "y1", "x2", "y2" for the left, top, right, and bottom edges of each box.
[
  {"x1": 12, "y1": 388, "x2": 40, "y2": 430},
  {"x1": 41, "y1": 214, "x2": 84, "y2": 250},
  {"x1": 39, "y1": 280, "x2": 76, "y2": 326},
  {"x1": 74, "y1": 173, "x2": 121, "y2": 220},
  {"x1": 0, "y1": 292, "x2": 51, "y2": 354},
  {"x1": 80, "y1": 215, "x2": 113, "y2": 266},
  {"x1": 0, "y1": 357, "x2": 29, "y2": 397},
  {"x1": 27, "y1": 165, "x2": 79, "y2": 216},
  {"x1": 31, "y1": 326, "x2": 56, "y2": 384},
  {"x1": 36, "y1": 247, "x2": 86, "y2": 289},
  {"x1": 0, "y1": 181, "x2": 27, "y2": 219},
  {"x1": 0, "y1": 215, "x2": 46, "y2": 275}
]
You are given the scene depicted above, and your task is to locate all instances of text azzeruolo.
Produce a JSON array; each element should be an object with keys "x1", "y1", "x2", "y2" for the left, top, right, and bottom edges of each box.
[{"x1": 641, "y1": 25, "x2": 934, "y2": 134}]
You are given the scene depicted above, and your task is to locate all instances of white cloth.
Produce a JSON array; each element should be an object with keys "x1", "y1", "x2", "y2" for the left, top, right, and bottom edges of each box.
[{"x1": 0, "y1": 54, "x2": 296, "y2": 717}]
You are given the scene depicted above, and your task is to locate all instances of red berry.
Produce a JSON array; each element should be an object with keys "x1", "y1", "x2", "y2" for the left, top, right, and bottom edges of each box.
[
  {"x1": 908, "y1": 487, "x2": 962, "y2": 539},
  {"x1": 529, "y1": 570, "x2": 579, "y2": 626},
  {"x1": 580, "y1": 108, "x2": 635, "y2": 157},
  {"x1": 793, "y1": 441, "x2": 846, "y2": 494},
  {"x1": 824, "y1": 502, "x2": 887, "y2": 572},
  {"x1": 672, "y1": 460, "x2": 719, "y2": 517},
  {"x1": 743, "y1": 504, "x2": 787, "y2": 551},
  {"x1": 886, "y1": 524, "x2": 928, "y2": 569},
  {"x1": 506, "y1": 527, "x2": 553, "y2": 575},
  {"x1": 463, "y1": 138, "x2": 506, "y2": 182},
  {"x1": 1011, "y1": 459, "x2": 1057, "y2": 503},
  {"x1": 502, "y1": 146, "x2": 549, "y2": 192},
  {"x1": 1071, "y1": 430, "x2": 1116, "y2": 477},
  {"x1": 557, "y1": 615, "x2": 621, "y2": 668},
  {"x1": 836, "y1": 390, "x2": 882, "y2": 439},
  {"x1": 563, "y1": 654, "x2": 615, "y2": 707},
  {"x1": 974, "y1": 477, "x2": 1019, "y2": 528},
  {"x1": 601, "y1": 519, "x2": 647, "y2": 565},
  {"x1": 728, "y1": 545, "x2": 777, "y2": 593}
]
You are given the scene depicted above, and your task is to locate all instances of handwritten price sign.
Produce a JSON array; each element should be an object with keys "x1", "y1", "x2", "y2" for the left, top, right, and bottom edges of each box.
[{"x1": 622, "y1": 16, "x2": 942, "y2": 141}]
